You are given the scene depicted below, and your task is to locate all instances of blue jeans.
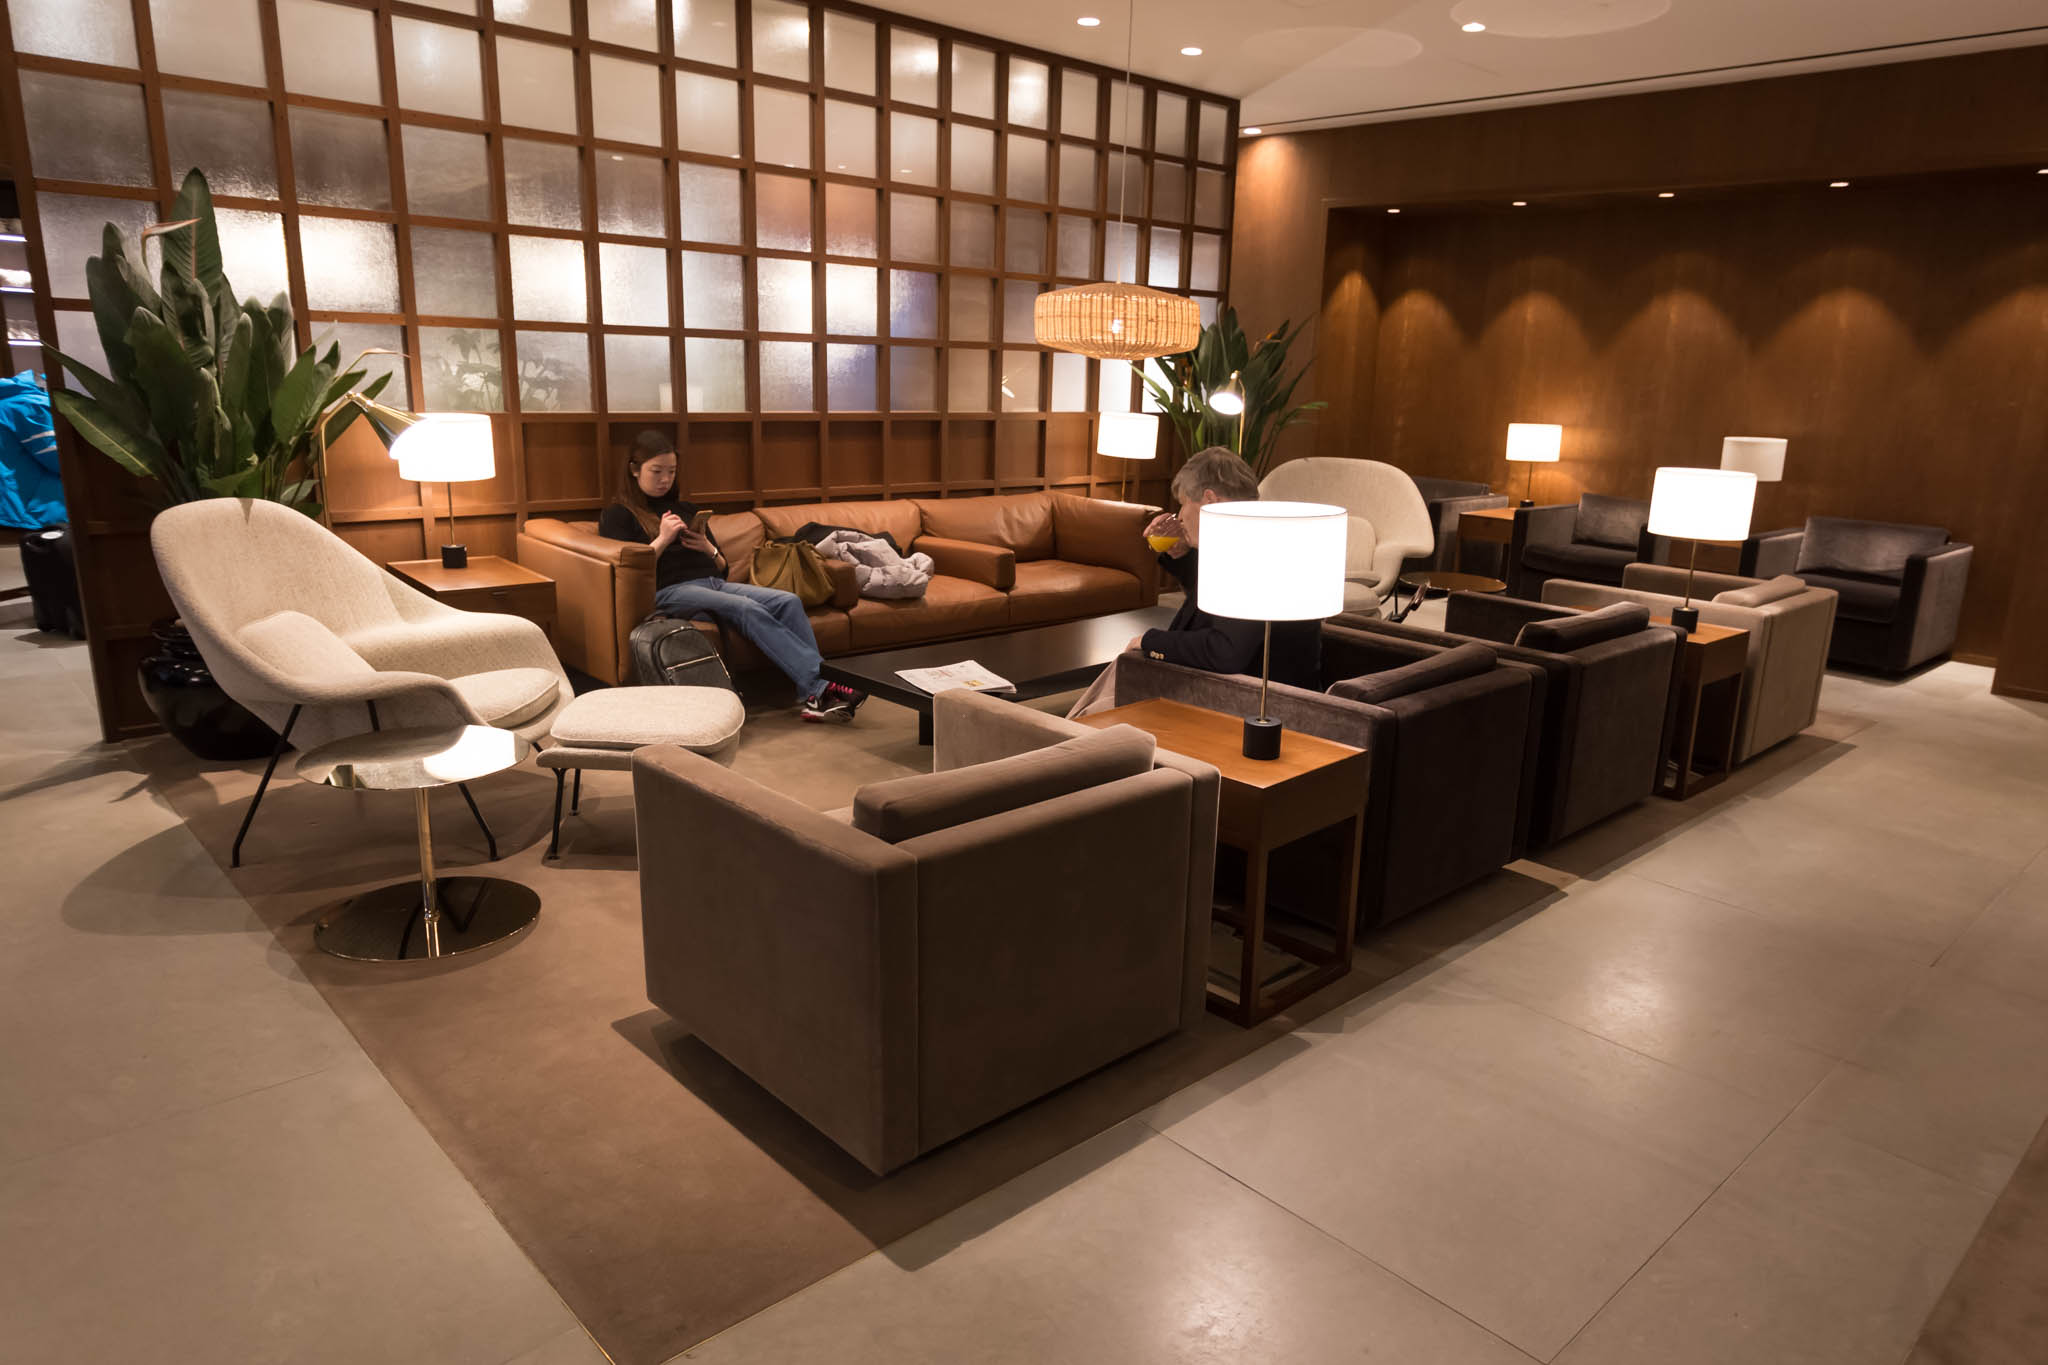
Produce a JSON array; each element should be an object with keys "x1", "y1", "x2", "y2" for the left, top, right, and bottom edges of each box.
[{"x1": 653, "y1": 577, "x2": 826, "y2": 701}]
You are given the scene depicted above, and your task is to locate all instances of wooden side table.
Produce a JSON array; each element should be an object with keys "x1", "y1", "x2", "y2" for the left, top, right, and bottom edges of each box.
[
  {"x1": 1454, "y1": 505, "x2": 1518, "y2": 578},
  {"x1": 1654, "y1": 618, "x2": 1747, "y2": 799},
  {"x1": 1079, "y1": 697, "x2": 1368, "y2": 1027},
  {"x1": 388, "y1": 556, "x2": 557, "y2": 640}
]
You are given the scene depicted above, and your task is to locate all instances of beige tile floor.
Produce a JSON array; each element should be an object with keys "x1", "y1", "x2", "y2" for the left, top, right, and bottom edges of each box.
[{"x1": 4, "y1": 556, "x2": 2046, "y2": 1365}]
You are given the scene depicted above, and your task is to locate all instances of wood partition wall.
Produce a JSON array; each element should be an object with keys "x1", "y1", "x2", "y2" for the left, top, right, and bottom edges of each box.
[{"x1": 0, "y1": 0, "x2": 1237, "y2": 740}]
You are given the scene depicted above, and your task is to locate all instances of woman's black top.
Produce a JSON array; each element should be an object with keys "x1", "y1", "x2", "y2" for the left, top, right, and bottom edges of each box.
[{"x1": 597, "y1": 496, "x2": 723, "y2": 591}]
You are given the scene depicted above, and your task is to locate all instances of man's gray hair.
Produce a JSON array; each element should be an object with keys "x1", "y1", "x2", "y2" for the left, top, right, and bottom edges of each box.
[{"x1": 1170, "y1": 446, "x2": 1260, "y2": 505}]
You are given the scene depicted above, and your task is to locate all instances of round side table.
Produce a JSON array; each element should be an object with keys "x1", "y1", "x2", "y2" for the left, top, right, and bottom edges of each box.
[
  {"x1": 1391, "y1": 571, "x2": 1508, "y2": 623},
  {"x1": 296, "y1": 725, "x2": 539, "y2": 962}
]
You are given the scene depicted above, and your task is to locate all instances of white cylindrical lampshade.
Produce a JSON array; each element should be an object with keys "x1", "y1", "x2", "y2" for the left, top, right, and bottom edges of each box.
[
  {"x1": 1720, "y1": 436, "x2": 1787, "y2": 482},
  {"x1": 1196, "y1": 501, "x2": 1349, "y2": 622},
  {"x1": 1096, "y1": 412, "x2": 1159, "y2": 461},
  {"x1": 1505, "y1": 422, "x2": 1563, "y2": 463},
  {"x1": 393, "y1": 413, "x2": 496, "y2": 484},
  {"x1": 1648, "y1": 466, "x2": 1757, "y2": 543}
]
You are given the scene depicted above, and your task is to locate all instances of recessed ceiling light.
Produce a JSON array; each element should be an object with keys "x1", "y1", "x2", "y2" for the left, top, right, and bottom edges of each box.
[
  {"x1": 1829, "y1": 180, "x2": 1849, "y2": 188},
  {"x1": 1387, "y1": 207, "x2": 1401, "y2": 214},
  {"x1": 1077, "y1": 15, "x2": 1100, "y2": 26},
  {"x1": 1512, "y1": 200, "x2": 1527, "y2": 207},
  {"x1": 1462, "y1": 21, "x2": 1487, "y2": 32},
  {"x1": 1657, "y1": 191, "x2": 1675, "y2": 198},
  {"x1": 1180, "y1": 46, "x2": 1202, "y2": 56},
  {"x1": 1241, "y1": 126, "x2": 1262, "y2": 136}
]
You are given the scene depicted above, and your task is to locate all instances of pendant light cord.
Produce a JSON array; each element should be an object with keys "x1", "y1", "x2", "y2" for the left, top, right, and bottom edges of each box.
[{"x1": 1113, "y1": 0, "x2": 1135, "y2": 282}]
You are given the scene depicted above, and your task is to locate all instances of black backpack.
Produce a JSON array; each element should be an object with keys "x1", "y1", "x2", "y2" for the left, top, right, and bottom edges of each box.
[{"x1": 628, "y1": 617, "x2": 734, "y2": 690}]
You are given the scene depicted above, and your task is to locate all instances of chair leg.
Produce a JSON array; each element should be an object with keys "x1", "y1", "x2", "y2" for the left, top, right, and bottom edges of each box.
[
  {"x1": 231, "y1": 704, "x2": 300, "y2": 870},
  {"x1": 456, "y1": 782, "x2": 498, "y2": 861},
  {"x1": 570, "y1": 767, "x2": 582, "y2": 815},
  {"x1": 366, "y1": 700, "x2": 380, "y2": 731},
  {"x1": 546, "y1": 768, "x2": 565, "y2": 861}
]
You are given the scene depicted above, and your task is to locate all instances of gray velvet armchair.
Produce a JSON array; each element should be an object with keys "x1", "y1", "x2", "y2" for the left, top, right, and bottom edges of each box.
[
  {"x1": 1410, "y1": 476, "x2": 1512, "y2": 576},
  {"x1": 1745, "y1": 516, "x2": 1971, "y2": 674},
  {"x1": 1511, "y1": 493, "x2": 1672, "y2": 599}
]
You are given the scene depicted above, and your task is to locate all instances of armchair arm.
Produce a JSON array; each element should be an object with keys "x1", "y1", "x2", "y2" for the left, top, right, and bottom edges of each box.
[
  {"x1": 913, "y1": 535, "x2": 1017, "y2": 591},
  {"x1": 1519, "y1": 503, "x2": 1578, "y2": 548},
  {"x1": 355, "y1": 601, "x2": 565, "y2": 683},
  {"x1": 822, "y1": 555, "x2": 861, "y2": 609},
  {"x1": 1638, "y1": 530, "x2": 1676, "y2": 566},
  {"x1": 1444, "y1": 590, "x2": 1574, "y2": 645},
  {"x1": 1897, "y1": 542, "x2": 1973, "y2": 667},
  {"x1": 1744, "y1": 527, "x2": 1804, "y2": 578},
  {"x1": 517, "y1": 516, "x2": 657, "y2": 570}
]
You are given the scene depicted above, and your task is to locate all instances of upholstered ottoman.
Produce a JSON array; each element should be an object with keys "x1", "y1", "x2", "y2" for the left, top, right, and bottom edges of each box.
[{"x1": 540, "y1": 687, "x2": 746, "y2": 858}]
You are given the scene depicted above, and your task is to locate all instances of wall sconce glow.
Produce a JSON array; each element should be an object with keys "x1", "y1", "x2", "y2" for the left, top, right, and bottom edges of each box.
[
  {"x1": 1180, "y1": 46, "x2": 1203, "y2": 56},
  {"x1": 1462, "y1": 21, "x2": 1487, "y2": 32},
  {"x1": 1829, "y1": 180, "x2": 1849, "y2": 188},
  {"x1": 1386, "y1": 207, "x2": 1401, "y2": 214},
  {"x1": 1241, "y1": 126, "x2": 1262, "y2": 136},
  {"x1": 1077, "y1": 15, "x2": 1101, "y2": 26},
  {"x1": 1657, "y1": 191, "x2": 1676, "y2": 198},
  {"x1": 1512, "y1": 200, "x2": 1527, "y2": 207}
]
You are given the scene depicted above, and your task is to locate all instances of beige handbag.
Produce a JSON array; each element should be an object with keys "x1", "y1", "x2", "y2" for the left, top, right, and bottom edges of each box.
[{"x1": 750, "y1": 537, "x2": 836, "y2": 606}]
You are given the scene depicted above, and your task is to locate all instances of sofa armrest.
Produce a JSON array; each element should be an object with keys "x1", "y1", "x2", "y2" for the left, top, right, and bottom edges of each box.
[
  {"x1": 913, "y1": 535, "x2": 1017, "y2": 591},
  {"x1": 1744, "y1": 527, "x2": 1804, "y2": 578},
  {"x1": 1444, "y1": 590, "x2": 1574, "y2": 644},
  {"x1": 824, "y1": 556, "x2": 861, "y2": 608},
  {"x1": 1050, "y1": 494, "x2": 1161, "y2": 600},
  {"x1": 518, "y1": 516, "x2": 657, "y2": 570},
  {"x1": 1898, "y1": 542, "x2": 1972, "y2": 665}
]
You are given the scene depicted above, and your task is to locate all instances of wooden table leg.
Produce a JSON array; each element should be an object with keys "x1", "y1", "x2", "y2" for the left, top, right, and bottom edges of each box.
[{"x1": 1233, "y1": 839, "x2": 1270, "y2": 1027}]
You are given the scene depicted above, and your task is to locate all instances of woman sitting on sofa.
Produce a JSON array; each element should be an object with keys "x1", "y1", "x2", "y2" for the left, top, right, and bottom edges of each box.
[{"x1": 599, "y1": 431, "x2": 865, "y2": 723}]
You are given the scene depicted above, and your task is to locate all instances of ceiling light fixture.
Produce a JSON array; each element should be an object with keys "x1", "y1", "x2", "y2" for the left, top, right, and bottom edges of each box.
[
  {"x1": 1387, "y1": 207, "x2": 1401, "y2": 214},
  {"x1": 1077, "y1": 15, "x2": 1101, "y2": 25},
  {"x1": 1180, "y1": 46, "x2": 1202, "y2": 55},
  {"x1": 1241, "y1": 126, "x2": 1262, "y2": 135},
  {"x1": 1512, "y1": 200, "x2": 1527, "y2": 206},
  {"x1": 1462, "y1": 21, "x2": 1487, "y2": 32},
  {"x1": 1658, "y1": 191, "x2": 1675, "y2": 198},
  {"x1": 1829, "y1": 180, "x2": 1849, "y2": 188}
]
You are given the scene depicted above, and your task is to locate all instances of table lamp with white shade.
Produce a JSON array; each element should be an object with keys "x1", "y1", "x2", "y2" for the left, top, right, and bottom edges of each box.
[
  {"x1": 1096, "y1": 411, "x2": 1158, "y2": 502},
  {"x1": 393, "y1": 413, "x2": 496, "y2": 569},
  {"x1": 1505, "y1": 422, "x2": 1562, "y2": 506},
  {"x1": 1719, "y1": 436, "x2": 1787, "y2": 482},
  {"x1": 1647, "y1": 466, "x2": 1757, "y2": 634},
  {"x1": 1196, "y1": 500, "x2": 1348, "y2": 759}
]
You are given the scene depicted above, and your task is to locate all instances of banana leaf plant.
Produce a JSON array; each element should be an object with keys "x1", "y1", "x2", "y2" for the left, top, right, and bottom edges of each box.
[
  {"x1": 43, "y1": 167, "x2": 402, "y2": 520},
  {"x1": 1139, "y1": 307, "x2": 1326, "y2": 478}
]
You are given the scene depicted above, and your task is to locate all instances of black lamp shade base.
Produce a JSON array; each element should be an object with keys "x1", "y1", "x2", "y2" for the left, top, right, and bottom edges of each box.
[
  {"x1": 1670, "y1": 604, "x2": 1699, "y2": 634},
  {"x1": 1243, "y1": 715, "x2": 1282, "y2": 761},
  {"x1": 1518, "y1": 498, "x2": 1534, "y2": 508},
  {"x1": 440, "y1": 543, "x2": 469, "y2": 569}
]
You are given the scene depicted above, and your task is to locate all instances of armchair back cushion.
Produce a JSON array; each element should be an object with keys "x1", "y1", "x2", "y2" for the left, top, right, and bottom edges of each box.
[
  {"x1": 852, "y1": 725, "x2": 1155, "y2": 842},
  {"x1": 1576, "y1": 493, "x2": 1651, "y2": 550},
  {"x1": 1796, "y1": 515, "x2": 1948, "y2": 579},
  {"x1": 756, "y1": 498, "x2": 924, "y2": 551},
  {"x1": 1329, "y1": 641, "x2": 1493, "y2": 704},
  {"x1": 1048, "y1": 493, "x2": 1159, "y2": 588},
  {"x1": 1515, "y1": 602, "x2": 1652, "y2": 651}
]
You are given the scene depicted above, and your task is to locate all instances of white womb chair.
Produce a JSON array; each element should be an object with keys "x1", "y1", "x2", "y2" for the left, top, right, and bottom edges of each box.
[
  {"x1": 1259, "y1": 458, "x2": 1434, "y2": 611},
  {"x1": 151, "y1": 499, "x2": 572, "y2": 866}
]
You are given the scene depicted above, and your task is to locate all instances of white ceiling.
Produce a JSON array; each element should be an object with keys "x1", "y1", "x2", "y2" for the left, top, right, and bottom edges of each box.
[{"x1": 872, "y1": 0, "x2": 2048, "y2": 133}]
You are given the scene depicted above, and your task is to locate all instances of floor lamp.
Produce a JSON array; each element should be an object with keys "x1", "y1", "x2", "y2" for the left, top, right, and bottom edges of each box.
[
  {"x1": 1647, "y1": 466, "x2": 1757, "y2": 633},
  {"x1": 1097, "y1": 412, "x2": 1158, "y2": 503}
]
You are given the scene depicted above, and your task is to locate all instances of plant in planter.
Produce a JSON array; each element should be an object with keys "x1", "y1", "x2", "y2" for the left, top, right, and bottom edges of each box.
[{"x1": 1139, "y1": 307, "x2": 1325, "y2": 479}]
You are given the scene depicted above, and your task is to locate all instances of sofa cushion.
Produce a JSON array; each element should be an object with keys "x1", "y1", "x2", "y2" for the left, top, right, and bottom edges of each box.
[
  {"x1": 701, "y1": 606, "x2": 850, "y2": 664},
  {"x1": 450, "y1": 666, "x2": 561, "y2": 728},
  {"x1": 846, "y1": 575, "x2": 1008, "y2": 648},
  {"x1": 1007, "y1": 560, "x2": 1143, "y2": 625},
  {"x1": 1327, "y1": 642, "x2": 1494, "y2": 705},
  {"x1": 754, "y1": 499, "x2": 922, "y2": 553},
  {"x1": 1576, "y1": 493, "x2": 1650, "y2": 550},
  {"x1": 1048, "y1": 493, "x2": 1146, "y2": 575},
  {"x1": 1797, "y1": 515, "x2": 1948, "y2": 579},
  {"x1": 1713, "y1": 574, "x2": 1807, "y2": 608},
  {"x1": 1793, "y1": 570, "x2": 1902, "y2": 624},
  {"x1": 707, "y1": 512, "x2": 765, "y2": 582},
  {"x1": 1523, "y1": 540, "x2": 1634, "y2": 582},
  {"x1": 1515, "y1": 602, "x2": 1651, "y2": 653},
  {"x1": 911, "y1": 492, "x2": 1055, "y2": 560},
  {"x1": 852, "y1": 726, "x2": 1155, "y2": 843}
]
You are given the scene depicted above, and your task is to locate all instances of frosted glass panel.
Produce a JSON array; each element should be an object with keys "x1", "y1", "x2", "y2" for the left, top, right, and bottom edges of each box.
[
  {"x1": 504, "y1": 139, "x2": 583, "y2": 229},
  {"x1": 890, "y1": 32, "x2": 939, "y2": 106},
  {"x1": 1200, "y1": 296, "x2": 1218, "y2": 328},
  {"x1": 1107, "y1": 80, "x2": 1139, "y2": 149},
  {"x1": 1194, "y1": 169, "x2": 1227, "y2": 228},
  {"x1": 37, "y1": 196, "x2": 154, "y2": 301},
  {"x1": 890, "y1": 114, "x2": 937, "y2": 186},
  {"x1": 951, "y1": 46, "x2": 995, "y2": 119},
  {"x1": 757, "y1": 258, "x2": 813, "y2": 334},
  {"x1": 1055, "y1": 216, "x2": 1094, "y2": 279},
  {"x1": 827, "y1": 344, "x2": 875, "y2": 410},
  {"x1": 825, "y1": 265, "x2": 875, "y2": 336},
  {"x1": 393, "y1": 18, "x2": 485, "y2": 120},
  {"x1": 891, "y1": 194, "x2": 937, "y2": 263},
  {"x1": 1008, "y1": 59, "x2": 1049, "y2": 129},
  {"x1": 1061, "y1": 70, "x2": 1098, "y2": 140},
  {"x1": 312, "y1": 322, "x2": 408, "y2": 408},
  {"x1": 890, "y1": 348, "x2": 935, "y2": 411},
  {"x1": 600, "y1": 243, "x2": 668, "y2": 327},
  {"x1": 949, "y1": 278, "x2": 990, "y2": 341},
  {"x1": 1106, "y1": 223, "x2": 1138, "y2": 285},
  {"x1": 947, "y1": 349, "x2": 988, "y2": 411},
  {"x1": 498, "y1": 37, "x2": 577, "y2": 134},
  {"x1": 824, "y1": 14, "x2": 875, "y2": 94},
  {"x1": 509, "y1": 235, "x2": 587, "y2": 322},
  {"x1": 676, "y1": 74, "x2": 742, "y2": 157},
  {"x1": 1148, "y1": 228, "x2": 1181, "y2": 288},
  {"x1": 826, "y1": 102, "x2": 875, "y2": 179},
  {"x1": 1000, "y1": 352, "x2": 1039, "y2": 412},
  {"x1": 291, "y1": 108, "x2": 392, "y2": 210},
  {"x1": 404, "y1": 128, "x2": 492, "y2": 220},
  {"x1": 1004, "y1": 210, "x2": 1045, "y2": 275},
  {"x1": 680, "y1": 252, "x2": 743, "y2": 330},
  {"x1": 759, "y1": 341, "x2": 812, "y2": 410},
  {"x1": 53, "y1": 312, "x2": 102, "y2": 381},
  {"x1": 516, "y1": 330, "x2": 592, "y2": 411},
  {"x1": 411, "y1": 228, "x2": 500, "y2": 318},
  {"x1": 950, "y1": 126, "x2": 994, "y2": 196},
  {"x1": 824, "y1": 185, "x2": 877, "y2": 258},
  {"x1": 888, "y1": 271, "x2": 936, "y2": 339},
  {"x1": 420, "y1": 327, "x2": 504, "y2": 411},
  {"x1": 751, "y1": 0, "x2": 810, "y2": 81},
  {"x1": 683, "y1": 338, "x2": 745, "y2": 410},
  {"x1": 1003, "y1": 281, "x2": 1040, "y2": 344},
  {"x1": 1155, "y1": 93, "x2": 1187, "y2": 158},
  {"x1": 1199, "y1": 103, "x2": 1228, "y2": 163},
  {"x1": 163, "y1": 92, "x2": 277, "y2": 201},
  {"x1": 1190, "y1": 233, "x2": 1223, "y2": 293},
  {"x1": 1057, "y1": 145, "x2": 1098, "y2": 210},
  {"x1": 1006, "y1": 136, "x2": 1048, "y2": 202},
  {"x1": 675, "y1": 0, "x2": 735, "y2": 66},
  {"x1": 1050, "y1": 352, "x2": 1087, "y2": 412},
  {"x1": 150, "y1": 0, "x2": 265, "y2": 85},
  {"x1": 1153, "y1": 162, "x2": 1187, "y2": 222},
  {"x1": 215, "y1": 209, "x2": 290, "y2": 305},
  {"x1": 598, "y1": 153, "x2": 667, "y2": 237},
  {"x1": 11, "y1": 0, "x2": 136, "y2": 66},
  {"x1": 602, "y1": 335, "x2": 675, "y2": 413},
  {"x1": 676, "y1": 162, "x2": 741, "y2": 244},
  {"x1": 299, "y1": 217, "x2": 400, "y2": 313},
  {"x1": 591, "y1": 0, "x2": 660, "y2": 50},
  {"x1": 21, "y1": 74, "x2": 150, "y2": 188},
  {"x1": 754, "y1": 174, "x2": 811, "y2": 252},
  {"x1": 755, "y1": 88, "x2": 812, "y2": 169},
  {"x1": 949, "y1": 203, "x2": 994, "y2": 269},
  {"x1": 1098, "y1": 358, "x2": 1132, "y2": 413},
  {"x1": 279, "y1": 0, "x2": 379, "y2": 104},
  {"x1": 591, "y1": 57, "x2": 662, "y2": 146},
  {"x1": 496, "y1": 0, "x2": 569, "y2": 32}
]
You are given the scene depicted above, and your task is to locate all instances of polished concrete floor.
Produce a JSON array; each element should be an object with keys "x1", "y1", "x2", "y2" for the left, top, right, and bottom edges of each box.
[{"x1": 5, "y1": 564, "x2": 2046, "y2": 1364}]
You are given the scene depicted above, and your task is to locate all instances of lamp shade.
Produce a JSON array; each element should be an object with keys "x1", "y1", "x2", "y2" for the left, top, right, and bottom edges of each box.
[
  {"x1": 393, "y1": 413, "x2": 495, "y2": 484},
  {"x1": 1032, "y1": 281, "x2": 1201, "y2": 360},
  {"x1": 1719, "y1": 436, "x2": 1787, "y2": 482},
  {"x1": 1096, "y1": 412, "x2": 1159, "y2": 461},
  {"x1": 1648, "y1": 466, "x2": 1756, "y2": 543},
  {"x1": 1195, "y1": 501, "x2": 1348, "y2": 622},
  {"x1": 1208, "y1": 371, "x2": 1246, "y2": 416},
  {"x1": 1505, "y1": 423, "x2": 1562, "y2": 463}
]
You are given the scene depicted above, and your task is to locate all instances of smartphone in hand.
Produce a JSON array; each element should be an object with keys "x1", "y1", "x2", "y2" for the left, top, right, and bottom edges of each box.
[{"x1": 689, "y1": 509, "x2": 712, "y2": 535}]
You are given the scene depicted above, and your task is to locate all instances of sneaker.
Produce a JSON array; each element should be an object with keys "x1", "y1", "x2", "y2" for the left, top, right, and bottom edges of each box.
[{"x1": 800, "y1": 682, "x2": 864, "y2": 723}]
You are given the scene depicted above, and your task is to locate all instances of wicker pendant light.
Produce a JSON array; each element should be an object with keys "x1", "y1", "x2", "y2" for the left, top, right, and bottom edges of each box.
[{"x1": 1034, "y1": 0, "x2": 1201, "y2": 361}]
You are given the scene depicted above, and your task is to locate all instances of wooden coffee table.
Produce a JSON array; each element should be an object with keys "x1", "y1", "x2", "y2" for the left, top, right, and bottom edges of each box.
[
  {"x1": 820, "y1": 604, "x2": 1177, "y2": 744},
  {"x1": 1654, "y1": 617, "x2": 1748, "y2": 799}
]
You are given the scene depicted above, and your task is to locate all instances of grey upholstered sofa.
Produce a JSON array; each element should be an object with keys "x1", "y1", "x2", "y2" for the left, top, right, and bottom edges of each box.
[
  {"x1": 630, "y1": 689, "x2": 1217, "y2": 1176},
  {"x1": 1745, "y1": 516, "x2": 1972, "y2": 674},
  {"x1": 1409, "y1": 476, "x2": 1512, "y2": 576},
  {"x1": 1511, "y1": 494, "x2": 1670, "y2": 599}
]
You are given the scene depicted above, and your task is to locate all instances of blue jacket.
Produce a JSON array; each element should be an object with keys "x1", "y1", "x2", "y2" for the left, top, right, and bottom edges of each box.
[{"x1": 0, "y1": 370, "x2": 61, "y2": 529}]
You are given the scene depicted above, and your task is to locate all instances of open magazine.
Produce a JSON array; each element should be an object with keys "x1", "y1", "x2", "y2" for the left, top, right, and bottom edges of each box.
[{"x1": 895, "y1": 660, "x2": 1016, "y2": 695}]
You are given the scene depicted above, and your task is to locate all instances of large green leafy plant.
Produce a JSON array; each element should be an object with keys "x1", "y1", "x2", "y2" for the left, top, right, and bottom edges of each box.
[
  {"x1": 1140, "y1": 307, "x2": 1325, "y2": 478},
  {"x1": 44, "y1": 168, "x2": 397, "y2": 518}
]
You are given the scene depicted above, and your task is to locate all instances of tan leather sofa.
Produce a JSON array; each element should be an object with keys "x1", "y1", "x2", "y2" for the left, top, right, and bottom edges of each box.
[{"x1": 518, "y1": 491, "x2": 1160, "y2": 684}]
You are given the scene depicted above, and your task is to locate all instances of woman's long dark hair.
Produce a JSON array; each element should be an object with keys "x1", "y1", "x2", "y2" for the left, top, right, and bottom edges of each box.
[{"x1": 616, "y1": 429, "x2": 675, "y2": 536}]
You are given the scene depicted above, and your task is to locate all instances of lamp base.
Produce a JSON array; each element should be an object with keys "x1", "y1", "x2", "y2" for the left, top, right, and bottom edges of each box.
[
  {"x1": 1242, "y1": 716, "x2": 1282, "y2": 761},
  {"x1": 1670, "y1": 604, "x2": 1699, "y2": 634},
  {"x1": 1518, "y1": 498, "x2": 1534, "y2": 508},
  {"x1": 440, "y1": 543, "x2": 469, "y2": 569}
]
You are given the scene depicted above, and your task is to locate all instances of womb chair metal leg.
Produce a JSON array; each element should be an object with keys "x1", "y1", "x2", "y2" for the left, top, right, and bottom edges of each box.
[
  {"x1": 570, "y1": 768, "x2": 582, "y2": 815},
  {"x1": 547, "y1": 768, "x2": 566, "y2": 860},
  {"x1": 232, "y1": 704, "x2": 300, "y2": 869},
  {"x1": 456, "y1": 782, "x2": 498, "y2": 861}
]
